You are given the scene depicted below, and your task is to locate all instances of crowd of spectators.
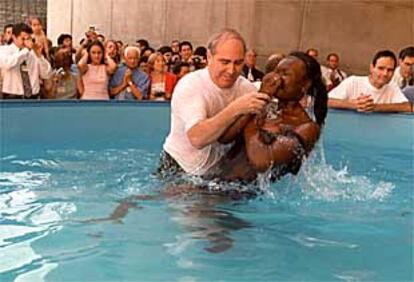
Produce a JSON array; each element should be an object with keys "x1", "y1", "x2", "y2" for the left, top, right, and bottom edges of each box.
[{"x1": 0, "y1": 19, "x2": 413, "y2": 113}]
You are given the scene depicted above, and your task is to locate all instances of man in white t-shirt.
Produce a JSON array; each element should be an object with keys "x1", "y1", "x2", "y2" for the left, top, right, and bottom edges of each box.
[
  {"x1": 161, "y1": 28, "x2": 270, "y2": 176},
  {"x1": 328, "y1": 50, "x2": 412, "y2": 113}
]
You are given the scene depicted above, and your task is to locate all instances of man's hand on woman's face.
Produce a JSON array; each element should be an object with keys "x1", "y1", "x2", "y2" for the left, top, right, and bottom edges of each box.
[
  {"x1": 232, "y1": 91, "x2": 270, "y2": 116},
  {"x1": 260, "y1": 72, "x2": 281, "y2": 96}
]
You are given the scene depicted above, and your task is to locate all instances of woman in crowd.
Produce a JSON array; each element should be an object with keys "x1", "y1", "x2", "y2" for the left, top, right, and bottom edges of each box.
[
  {"x1": 44, "y1": 47, "x2": 80, "y2": 99},
  {"x1": 28, "y1": 17, "x2": 49, "y2": 60},
  {"x1": 147, "y1": 52, "x2": 177, "y2": 101},
  {"x1": 105, "y1": 39, "x2": 121, "y2": 65},
  {"x1": 213, "y1": 51, "x2": 328, "y2": 182},
  {"x1": 77, "y1": 40, "x2": 117, "y2": 100}
]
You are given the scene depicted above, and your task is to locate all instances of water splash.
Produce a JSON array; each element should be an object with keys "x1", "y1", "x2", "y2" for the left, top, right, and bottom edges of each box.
[{"x1": 297, "y1": 144, "x2": 395, "y2": 202}]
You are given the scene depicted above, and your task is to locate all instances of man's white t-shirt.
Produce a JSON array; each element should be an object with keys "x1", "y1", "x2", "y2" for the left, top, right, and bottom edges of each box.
[
  {"x1": 163, "y1": 68, "x2": 256, "y2": 175},
  {"x1": 328, "y1": 75, "x2": 408, "y2": 103}
]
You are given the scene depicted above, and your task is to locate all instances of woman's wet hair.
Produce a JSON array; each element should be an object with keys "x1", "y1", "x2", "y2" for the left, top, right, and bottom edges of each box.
[{"x1": 289, "y1": 51, "x2": 328, "y2": 126}]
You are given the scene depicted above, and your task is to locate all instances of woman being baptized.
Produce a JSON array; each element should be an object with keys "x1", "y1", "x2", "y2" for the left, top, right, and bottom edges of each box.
[{"x1": 209, "y1": 51, "x2": 328, "y2": 183}]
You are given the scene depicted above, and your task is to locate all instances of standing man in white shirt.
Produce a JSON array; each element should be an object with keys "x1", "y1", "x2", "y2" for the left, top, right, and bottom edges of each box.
[
  {"x1": 0, "y1": 23, "x2": 52, "y2": 99},
  {"x1": 328, "y1": 50, "x2": 412, "y2": 113},
  {"x1": 161, "y1": 28, "x2": 270, "y2": 177}
]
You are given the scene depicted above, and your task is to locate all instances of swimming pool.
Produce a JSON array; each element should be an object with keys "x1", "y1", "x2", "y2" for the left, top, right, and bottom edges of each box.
[{"x1": 1, "y1": 101, "x2": 413, "y2": 281}]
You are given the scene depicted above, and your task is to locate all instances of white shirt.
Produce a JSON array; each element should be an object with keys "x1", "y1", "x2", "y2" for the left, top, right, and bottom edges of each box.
[
  {"x1": 0, "y1": 43, "x2": 52, "y2": 95},
  {"x1": 328, "y1": 75, "x2": 408, "y2": 103},
  {"x1": 390, "y1": 66, "x2": 404, "y2": 88},
  {"x1": 321, "y1": 65, "x2": 347, "y2": 87},
  {"x1": 163, "y1": 68, "x2": 256, "y2": 175}
]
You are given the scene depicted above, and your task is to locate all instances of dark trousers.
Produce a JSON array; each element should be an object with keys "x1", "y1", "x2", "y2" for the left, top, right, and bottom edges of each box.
[{"x1": 2, "y1": 93, "x2": 40, "y2": 100}]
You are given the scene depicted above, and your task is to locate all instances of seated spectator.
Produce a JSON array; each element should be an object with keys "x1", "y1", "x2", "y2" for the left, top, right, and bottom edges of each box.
[
  {"x1": 28, "y1": 17, "x2": 49, "y2": 60},
  {"x1": 171, "y1": 40, "x2": 180, "y2": 55},
  {"x1": 158, "y1": 45, "x2": 173, "y2": 71},
  {"x1": 192, "y1": 46, "x2": 207, "y2": 70},
  {"x1": 57, "y1": 33, "x2": 73, "y2": 49},
  {"x1": 391, "y1": 46, "x2": 414, "y2": 89},
  {"x1": 109, "y1": 46, "x2": 149, "y2": 101},
  {"x1": 251, "y1": 53, "x2": 286, "y2": 91},
  {"x1": 0, "y1": 22, "x2": 52, "y2": 99},
  {"x1": 141, "y1": 46, "x2": 155, "y2": 58},
  {"x1": 136, "y1": 39, "x2": 149, "y2": 51},
  {"x1": 138, "y1": 56, "x2": 150, "y2": 75},
  {"x1": 105, "y1": 39, "x2": 121, "y2": 65},
  {"x1": 44, "y1": 47, "x2": 79, "y2": 99},
  {"x1": 3, "y1": 24, "x2": 13, "y2": 45},
  {"x1": 328, "y1": 50, "x2": 412, "y2": 113},
  {"x1": 321, "y1": 53, "x2": 347, "y2": 91},
  {"x1": 172, "y1": 61, "x2": 191, "y2": 81},
  {"x1": 242, "y1": 48, "x2": 264, "y2": 82},
  {"x1": 147, "y1": 52, "x2": 177, "y2": 101},
  {"x1": 116, "y1": 40, "x2": 125, "y2": 62},
  {"x1": 77, "y1": 40, "x2": 117, "y2": 100},
  {"x1": 179, "y1": 41, "x2": 193, "y2": 63},
  {"x1": 306, "y1": 48, "x2": 319, "y2": 60},
  {"x1": 265, "y1": 53, "x2": 286, "y2": 74}
]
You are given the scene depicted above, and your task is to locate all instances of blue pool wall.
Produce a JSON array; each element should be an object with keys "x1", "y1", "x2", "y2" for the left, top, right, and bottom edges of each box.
[{"x1": 1, "y1": 101, "x2": 413, "y2": 156}]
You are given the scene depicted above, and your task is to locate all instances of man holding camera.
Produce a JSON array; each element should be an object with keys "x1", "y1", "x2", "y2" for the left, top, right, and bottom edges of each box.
[{"x1": 0, "y1": 23, "x2": 52, "y2": 99}]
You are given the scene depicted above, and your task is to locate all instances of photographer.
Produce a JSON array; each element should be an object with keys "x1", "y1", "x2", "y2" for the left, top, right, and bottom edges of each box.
[
  {"x1": 44, "y1": 47, "x2": 79, "y2": 99},
  {"x1": 0, "y1": 23, "x2": 52, "y2": 99},
  {"x1": 191, "y1": 46, "x2": 207, "y2": 70},
  {"x1": 75, "y1": 26, "x2": 98, "y2": 63}
]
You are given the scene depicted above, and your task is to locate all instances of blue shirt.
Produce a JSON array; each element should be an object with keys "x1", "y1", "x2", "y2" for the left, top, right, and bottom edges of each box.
[{"x1": 109, "y1": 64, "x2": 149, "y2": 100}]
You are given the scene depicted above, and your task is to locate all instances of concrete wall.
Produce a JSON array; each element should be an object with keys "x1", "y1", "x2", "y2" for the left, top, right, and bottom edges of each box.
[{"x1": 48, "y1": 0, "x2": 414, "y2": 75}]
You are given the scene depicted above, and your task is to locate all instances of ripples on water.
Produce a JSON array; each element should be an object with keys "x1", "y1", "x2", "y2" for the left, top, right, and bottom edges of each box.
[{"x1": 0, "y1": 147, "x2": 402, "y2": 281}]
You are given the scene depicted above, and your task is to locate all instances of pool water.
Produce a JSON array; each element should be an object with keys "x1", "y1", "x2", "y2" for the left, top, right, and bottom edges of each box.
[{"x1": 0, "y1": 102, "x2": 413, "y2": 281}]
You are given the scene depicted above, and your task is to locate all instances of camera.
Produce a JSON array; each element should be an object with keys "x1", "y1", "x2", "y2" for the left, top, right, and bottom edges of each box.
[
  {"x1": 55, "y1": 67, "x2": 65, "y2": 77},
  {"x1": 154, "y1": 91, "x2": 166, "y2": 98},
  {"x1": 191, "y1": 55, "x2": 206, "y2": 70}
]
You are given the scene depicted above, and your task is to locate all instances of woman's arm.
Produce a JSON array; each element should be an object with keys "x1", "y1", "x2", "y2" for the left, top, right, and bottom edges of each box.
[
  {"x1": 243, "y1": 120, "x2": 320, "y2": 173},
  {"x1": 76, "y1": 74, "x2": 84, "y2": 98},
  {"x1": 77, "y1": 50, "x2": 89, "y2": 74},
  {"x1": 105, "y1": 55, "x2": 118, "y2": 75},
  {"x1": 244, "y1": 120, "x2": 298, "y2": 172},
  {"x1": 292, "y1": 122, "x2": 320, "y2": 153},
  {"x1": 218, "y1": 114, "x2": 252, "y2": 144}
]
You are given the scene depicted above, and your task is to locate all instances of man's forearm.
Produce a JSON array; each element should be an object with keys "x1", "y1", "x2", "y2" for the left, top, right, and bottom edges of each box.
[
  {"x1": 373, "y1": 102, "x2": 413, "y2": 113},
  {"x1": 187, "y1": 104, "x2": 240, "y2": 149},
  {"x1": 328, "y1": 98, "x2": 357, "y2": 110}
]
